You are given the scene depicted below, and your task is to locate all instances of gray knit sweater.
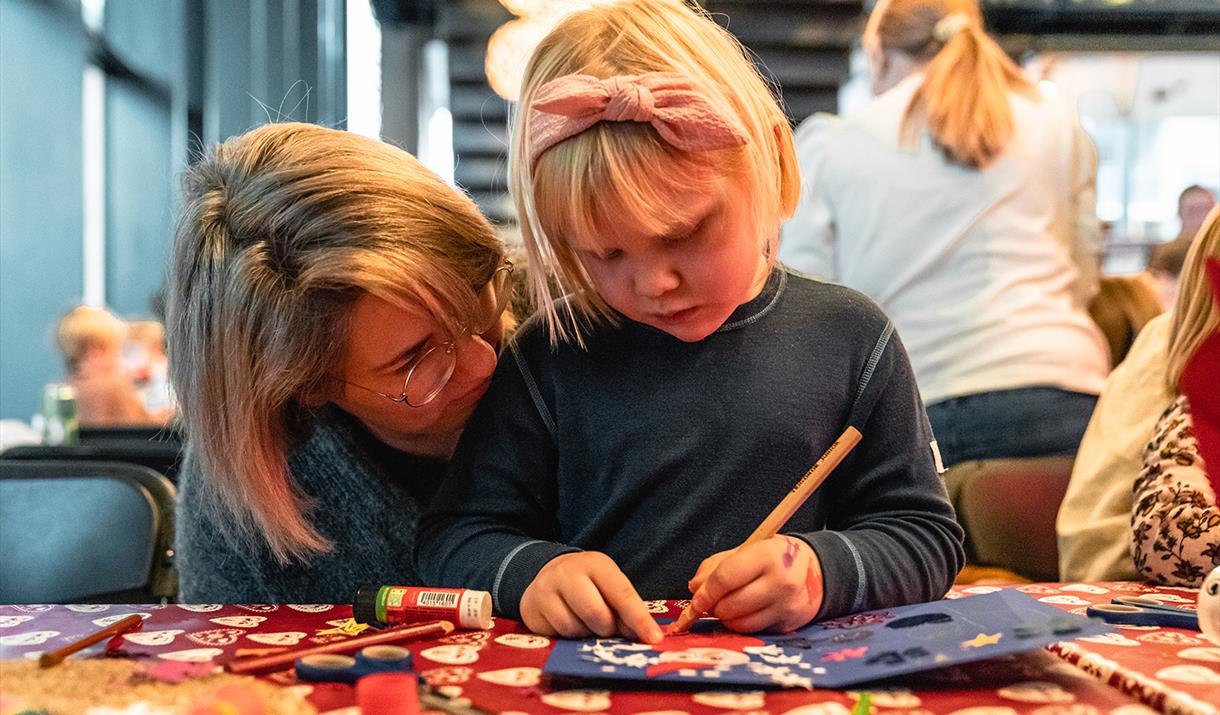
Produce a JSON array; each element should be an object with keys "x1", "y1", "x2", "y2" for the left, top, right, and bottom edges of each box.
[{"x1": 176, "y1": 406, "x2": 445, "y2": 603}]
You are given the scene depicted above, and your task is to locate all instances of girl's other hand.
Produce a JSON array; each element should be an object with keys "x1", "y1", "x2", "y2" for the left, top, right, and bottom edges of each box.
[
  {"x1": 687, "y1": 535, "x2": 823, "y2": 633},
  {"x1": 521, "y1": 551, "x2": 664, "y2": 644}
]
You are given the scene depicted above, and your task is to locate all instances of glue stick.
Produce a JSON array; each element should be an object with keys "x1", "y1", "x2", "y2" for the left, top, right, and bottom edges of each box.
[{"x1": 354, "y1": 585, "x2": 493, "y2": 631}]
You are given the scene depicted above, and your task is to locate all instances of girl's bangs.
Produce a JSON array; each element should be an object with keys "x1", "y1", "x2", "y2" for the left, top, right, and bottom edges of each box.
[{"x1": 534, "y1": 123, "x2": 738, "y2": 254}]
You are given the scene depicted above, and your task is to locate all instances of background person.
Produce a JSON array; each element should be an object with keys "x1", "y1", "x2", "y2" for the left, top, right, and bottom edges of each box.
[
  {"x1": 779, "y1": 0, "x2": 1108, "y2": 468},
  {"x1": 55, "y1": 305, "x2": 168, "y2": 427}
]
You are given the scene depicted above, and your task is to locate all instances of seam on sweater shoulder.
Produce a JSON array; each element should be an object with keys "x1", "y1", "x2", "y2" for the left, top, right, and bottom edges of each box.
[
  {"x1": 718, "y1": 269, "x2": 788, "y2": 332},
  {"x1": 855, "y1": 321, "x2": 894, "y2": 403},
  {"x1": 511, "y1": 343, "x2": 557, "y2": 439},
  {"x1": 493, "y1": 540, "x2": 546, "y2": 613},
  {"x1": 827, "y1": 530, "x2": 868, "y2": 613}
]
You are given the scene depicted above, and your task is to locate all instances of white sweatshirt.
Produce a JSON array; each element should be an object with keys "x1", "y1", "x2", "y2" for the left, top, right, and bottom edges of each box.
[{"x1": 779, "y1": 73, "x2": 1108, "y2": 405}]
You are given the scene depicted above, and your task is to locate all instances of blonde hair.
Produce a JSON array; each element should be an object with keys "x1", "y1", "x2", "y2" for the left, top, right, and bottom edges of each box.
[
  {"x1": 1167, "y1": 205, "x2": 1220, "y2": 392},
  {"x1": 509, "y1": 0, "x2": 799, "y2": 345},
  {"x1": 865, "y1": 0, "x2": 1036, "y2": 168},
  {"x1": 168, "y1": 122, "x2": 503, "y2": 563},
  {"x1": 57, "y1": 305, "x2": 128, "y2": 373}
]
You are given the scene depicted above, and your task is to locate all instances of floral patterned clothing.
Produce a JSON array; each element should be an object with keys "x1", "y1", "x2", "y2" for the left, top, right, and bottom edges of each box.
[{"x1": 1131, "y1": 395, "x2": 1220, "y2": 586}]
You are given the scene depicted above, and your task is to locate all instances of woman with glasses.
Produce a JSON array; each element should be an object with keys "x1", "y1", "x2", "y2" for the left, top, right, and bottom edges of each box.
[{"x1": 167, "y1": 123, "x2": 511, "y2": 602}]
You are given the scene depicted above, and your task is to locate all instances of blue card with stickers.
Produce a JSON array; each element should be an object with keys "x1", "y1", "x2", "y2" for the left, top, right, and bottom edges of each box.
[{"x1": 542, "y1": 589, "x2": 1111, "y2": 689}]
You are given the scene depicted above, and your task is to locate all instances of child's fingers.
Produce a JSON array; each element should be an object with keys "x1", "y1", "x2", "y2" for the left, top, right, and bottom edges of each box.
[
  {"x1": 720, "y1": 603, "x2": 789, "y2": 634},
  {"x1": 689, "y1": 550, "x2": 768, "y2": 615},
  {"x1": 687, "y1": 550, "x2": 733, "y2": 594},
  {"x1": 544, "y1": 594, "x2": 595, "y2": 638},
  {"x1": 589, "y1": 568, "x2": 664, "y2": 644},
  {"x1": 560, "y1": 577, "x2": 619, "y2": 637},
  {"x1": 706, "y1": 578, "x2": 781, "y2": 623}
]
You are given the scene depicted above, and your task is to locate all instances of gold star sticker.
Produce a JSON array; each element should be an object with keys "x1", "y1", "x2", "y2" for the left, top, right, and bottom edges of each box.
[{"x1": 962, "y1": 632, "x2": 1002, "y2": 648}]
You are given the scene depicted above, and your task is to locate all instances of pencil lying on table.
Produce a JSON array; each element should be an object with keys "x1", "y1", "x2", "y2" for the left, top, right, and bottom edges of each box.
[
  {"x1": 39, "y1": 613, "x2": 144, "y2": 668},
  {"x1": 226, "y1": 620, "x2": 454, "y2": 674},
  {"x1": 667, "y1": 425, "x2": 863, "y2": 635}
]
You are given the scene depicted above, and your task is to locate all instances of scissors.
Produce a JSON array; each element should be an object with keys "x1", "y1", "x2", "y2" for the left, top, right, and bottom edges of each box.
[
  {"x1": 294, "y1": 644, "x2": 413, "y2": 684},
  {"x1": 1086, "y1": 596, "x2": 1200, "y2": 630}
]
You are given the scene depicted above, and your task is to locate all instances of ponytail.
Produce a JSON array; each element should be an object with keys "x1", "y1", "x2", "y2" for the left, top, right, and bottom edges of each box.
[{"x1": 872, "y1": 1, "x2": 1035, "y2": 169}]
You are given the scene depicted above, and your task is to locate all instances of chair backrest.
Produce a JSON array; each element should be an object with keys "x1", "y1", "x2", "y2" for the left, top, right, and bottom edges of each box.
[
  {"x1": 2, "y1": 439, "x2": 184, "y2": 482},
  {"x1": 0, "y1": 459, "x2": 177, "y2": 603},
  {"x1": 944, "y1": 455, "x2": 1076, "y2": 582}
]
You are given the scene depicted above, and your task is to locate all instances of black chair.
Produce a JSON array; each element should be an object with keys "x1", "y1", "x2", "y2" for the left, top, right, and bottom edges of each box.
[
  {"x1": 2, "y1": 436, "x2": 184, "y2": 482},
  {"x1": 0, "y1": 459, "x2": 177, "y2": 603}
]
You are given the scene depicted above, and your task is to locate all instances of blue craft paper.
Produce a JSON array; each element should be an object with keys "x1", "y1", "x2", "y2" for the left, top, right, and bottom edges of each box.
[{"x1": 543, "y1": 589, "x2": 1111, "y2": 689}]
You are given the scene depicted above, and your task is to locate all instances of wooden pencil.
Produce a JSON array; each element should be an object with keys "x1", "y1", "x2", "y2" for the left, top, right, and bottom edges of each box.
[
  {"x1": 225, "y1": 619, "x2": 454, "y2": 674},
  {"x1": 39, "y1": 613, "x2": 144, "y2": 668},
  {"x1": 667, "y1": 425, "x2": 863, "y2": 635}
]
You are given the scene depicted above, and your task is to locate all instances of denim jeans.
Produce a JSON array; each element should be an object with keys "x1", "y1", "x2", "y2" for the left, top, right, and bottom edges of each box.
[{"x1": 925, "y1": 387, "x2": 1099, "y2": 470}]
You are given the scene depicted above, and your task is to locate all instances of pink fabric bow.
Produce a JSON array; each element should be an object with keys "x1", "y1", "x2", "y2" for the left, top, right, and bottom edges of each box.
[{"x1": 527, "y1": 72, "x2": 749, "y2": 168}]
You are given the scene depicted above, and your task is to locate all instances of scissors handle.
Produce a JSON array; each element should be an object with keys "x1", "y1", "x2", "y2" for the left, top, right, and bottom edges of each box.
[
  {"x1": 1088, "y1": 604, "x2": 1200, "y2": 630},
  {"x1": 1112, "y1": 596, "x2": 1196, "y2": 614}
]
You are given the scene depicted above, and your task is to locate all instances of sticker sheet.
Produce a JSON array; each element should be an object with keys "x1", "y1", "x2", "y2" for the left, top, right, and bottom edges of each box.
[{"x1": 543, "y1": 589, "x2": 1111, "y2": 689}]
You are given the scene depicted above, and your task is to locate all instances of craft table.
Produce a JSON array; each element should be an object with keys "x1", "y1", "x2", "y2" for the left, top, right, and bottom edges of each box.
[{"x1": 0, "y1": 583, "x2": 1213, "y2": 715}]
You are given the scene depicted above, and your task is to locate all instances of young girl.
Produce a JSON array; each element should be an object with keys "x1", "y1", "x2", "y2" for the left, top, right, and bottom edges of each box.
[
  {"x1": 169, "y1": 123, "x2": 510, "y2": 602},
  {"x1": 1131, "y1": 207, "x2": 1220, "y2": 586},
  {"x1": 416, "y1": 0, "x2": 963, "y2": 642}
]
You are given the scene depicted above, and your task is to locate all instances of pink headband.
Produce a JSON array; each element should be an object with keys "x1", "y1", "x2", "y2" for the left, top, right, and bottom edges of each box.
[{"x1": 526, "y1": 72, "x2": 749, "y2": 168}]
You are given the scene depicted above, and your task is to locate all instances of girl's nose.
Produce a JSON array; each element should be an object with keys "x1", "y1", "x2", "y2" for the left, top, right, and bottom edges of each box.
[{"x1": 634, "y1": 262, "x2": 681, "y2": 299}]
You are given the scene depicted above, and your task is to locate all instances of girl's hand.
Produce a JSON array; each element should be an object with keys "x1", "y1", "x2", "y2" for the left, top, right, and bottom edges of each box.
[
  {"x1": 686, "y1": 536, "x2": 823, "y2": 633},
  {"x1": 521, "y1": 551, "x2": 664, "y2": 643}
]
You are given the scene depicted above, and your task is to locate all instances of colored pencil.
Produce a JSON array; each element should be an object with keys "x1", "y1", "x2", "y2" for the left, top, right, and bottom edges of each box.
[
  {"x1": 667, "y1": 425, "x2": 863, "y2": 635},
  {"x1": 39, "y1": 613, "x2": 144, "y2": 668},
  {"x1": 225, "y1": 619, "x2": 454, "y2": 674}
]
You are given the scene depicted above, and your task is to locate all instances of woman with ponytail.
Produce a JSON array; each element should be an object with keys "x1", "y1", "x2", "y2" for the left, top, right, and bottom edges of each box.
[{"x1": 780, "y1": 0, "x2": 1108, "y2": 468}]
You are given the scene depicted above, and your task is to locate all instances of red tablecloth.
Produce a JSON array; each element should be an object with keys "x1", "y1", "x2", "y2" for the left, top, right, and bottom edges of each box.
[{"x1": 0, "y1": 583, "x2": 1211, "y2": 715}]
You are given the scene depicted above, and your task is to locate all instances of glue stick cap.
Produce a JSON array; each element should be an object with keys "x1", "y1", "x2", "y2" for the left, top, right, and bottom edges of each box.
[
  {"x1": 356, "y1": 673, "x2": 419, "y2": 715},
  {"x1": 458, "y1": 589, "x2": 494, "y2": 630},
  {"x1": 353, "y1": 585, "x2": 383, "y2": 626}
]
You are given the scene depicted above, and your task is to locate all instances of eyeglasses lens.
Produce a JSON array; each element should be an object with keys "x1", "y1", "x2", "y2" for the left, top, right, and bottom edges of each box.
[{"x1": 404, "y1": 345, "x2": 457, "y2": 407}]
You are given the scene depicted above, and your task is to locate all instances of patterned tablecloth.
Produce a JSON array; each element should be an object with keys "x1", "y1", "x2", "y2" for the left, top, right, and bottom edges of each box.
[{"x1": 0, "y1": 583, "x2": 1214, "y2": 715}]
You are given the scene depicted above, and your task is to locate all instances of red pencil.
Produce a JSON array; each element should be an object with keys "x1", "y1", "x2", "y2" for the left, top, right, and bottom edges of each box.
[
  {"x1": 39, "y1": 613, "x2": 144, "y2": 668},
  {"x1": 225, "y1": 619, "x2": 454, "y2": 674}
]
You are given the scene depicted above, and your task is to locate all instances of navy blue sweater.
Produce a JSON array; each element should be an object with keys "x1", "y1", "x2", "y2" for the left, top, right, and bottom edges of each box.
[{"x1": 416, "y1": 268, "x2": 964, "y2": 620}]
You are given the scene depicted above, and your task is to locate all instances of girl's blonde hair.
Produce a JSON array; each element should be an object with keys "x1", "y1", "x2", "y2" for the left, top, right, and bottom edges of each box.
[
  {"x1": 168, "y1": 122, "x2": 503, "y2": 563},
  {"x1": 1167, "y1": 205, "x2": 1220, "y2": 392},
  {"x1": 865, "y1": 0, "x2": 1035, "y2": 168},
  {"x1": 509, "y1": 0, "x2": 799, "y2": 345}
]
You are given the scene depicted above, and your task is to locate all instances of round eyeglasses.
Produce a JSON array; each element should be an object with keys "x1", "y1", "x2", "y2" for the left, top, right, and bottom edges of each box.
[{"x1": 341, "y1": 261, "x2": 514, "y2": 408}]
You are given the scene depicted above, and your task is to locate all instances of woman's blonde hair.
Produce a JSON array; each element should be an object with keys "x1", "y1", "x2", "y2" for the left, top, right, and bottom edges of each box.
[
  {"x1": 508, "y1": 0, "x2": 799, "y2": 345},
  {"x1": 865, "y1": 0, "x2": 1035, "y2": 168},
  {"x1": 1167, "y1": 205, "x2": 1220, "y2": 392},
  {"x1": 168, "y1": 122, "x2": 503, "y2": 563},
  {"x1": 57, "y1": 305, "x2": 128, "y2": 373}
]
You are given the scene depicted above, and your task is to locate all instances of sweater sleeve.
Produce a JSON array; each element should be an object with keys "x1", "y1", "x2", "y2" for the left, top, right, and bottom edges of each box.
[
  {"x1": 414, "y1": 336, "x2": 579, "y2": 618},
  {"x1": 778, "y1": 115, "x2": 838, "y2": 281},
  {"x1": 788, "y1": 326, "x2": 965, "y2": 619},
  {"x1": 1131, "y1": 397, "x2": 1220, "y2": 587}
]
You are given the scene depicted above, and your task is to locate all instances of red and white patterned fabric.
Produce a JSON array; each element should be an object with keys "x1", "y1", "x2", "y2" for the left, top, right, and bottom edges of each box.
[{"x1": 1, "y1": 584, "x2": 1214, "y2": 715}]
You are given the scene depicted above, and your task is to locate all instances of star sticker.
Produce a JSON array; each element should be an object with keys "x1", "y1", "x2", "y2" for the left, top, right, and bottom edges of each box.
[{"x1": 961, "y1": 632, "x2": 1002, "y2": 648}]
